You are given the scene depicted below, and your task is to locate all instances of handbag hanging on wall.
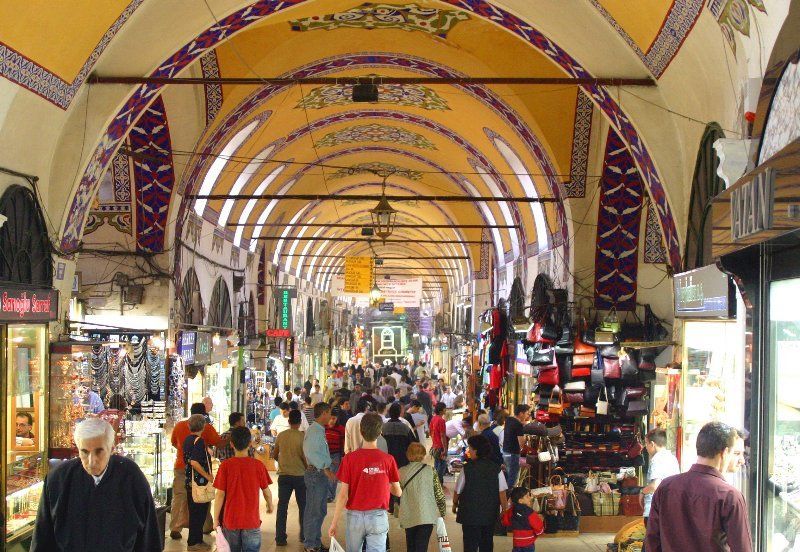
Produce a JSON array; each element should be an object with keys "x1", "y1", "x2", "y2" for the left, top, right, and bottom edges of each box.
[
  {"x1": 596, "y1": 385, "x2": 609, "y2": 415},
  {"x1": 591, "y1": 354, "x2": 605, "y2": 386},
  {"x1": 527, "y1": 343, "x2": 555, "y2": 365},
  {"x1": 603, "y1": 357, "x2": 622, "y2": 379},
  {"x1": 548, "y1": 389, "x2": 564, "y2": 416}
]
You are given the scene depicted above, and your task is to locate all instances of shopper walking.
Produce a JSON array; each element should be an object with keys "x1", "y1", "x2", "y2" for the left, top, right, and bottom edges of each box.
[
  {"x1": 213, "y1": 426, "x2": 273, "y2": 552},
  {"x1": 429, "y1": 402, "x2": 449, "y2": 484},
  {"x1": 639, "y1": 428, "x2": 679, "y2": 550},
  {"x1": 303, "y1": 402, "x2": 337, "y2": 552},
  {"x1": 329, "y1": 413, "x2": 402, "y2": 552},
  {"x1": 478, "y1": 414, "x2": 503, "y2": 466},
  {"x1": 453, "y1": 434, "x2": 508, "y2": 552},
  {"x1": 645, "y1": 422, "x2": 752, "y2": 552},
  {"x1": 344, "y1": 397, "x2": 371, "y2": 454},
  {"x1": 30, "y1": 418, "x2": 161, "y2": 551},
  {"x1": 326, "y1": 413, "x2": 346, "y2": 502},
  {"x1": 272, "y1": 409, "x2": 307, "y2": 547},
  {"x1": 215, "y1": 412, "x2": 248, "y2": 462},
  {"x1": 170, "y1": 403, "x2": 226, "y2": 540},
  {"x1": 398, "y1": 442, "x2": 447, "y2": 552},
  {"x1": 501, "y1": 486, "x2": 545, "y2": 552},
  {"x1": 183, "y1": 414, "x2": 215, "y2": 550},
  {"x1": 382, "y1": 402, "x2": 416, "y2": 469},
  {"x1": 502, "y1": 404, "x2": 531, "y2": 487}
]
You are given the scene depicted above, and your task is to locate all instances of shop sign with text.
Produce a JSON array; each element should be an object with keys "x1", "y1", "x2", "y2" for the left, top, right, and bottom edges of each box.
[
  {"x1": 731, "y1": 168, "x2": 775, "y2": 241},
  {"x1": 265, "y1": 328, "x2": 291, "y2": 338},
  {"x1": 195, "y1": 332, "x2": 211, "y2": 364},
  {"x1": 276, "y1": 288, "x2": 294, "y2": 331},
  {"x1": 0, "y1": 287, "x2": 58, "y2": 322},
  {"x1": 179, "y1": 331, "x2": 196, "y2": 365}
]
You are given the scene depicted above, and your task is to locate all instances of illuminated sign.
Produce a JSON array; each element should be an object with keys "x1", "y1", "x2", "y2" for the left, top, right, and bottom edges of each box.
[
  {"x1": 278, "y1": 288, "x2": 293, "y2": 330},
  {"x1": 179, "y1": 331, "x2": 196, "y2": 365},
  {"x1": 673, "y1": 264, "x2": 733, "y2": 318},
  {"x1": 266, "y1": 328, "x2": 292, "y2": 338},
  {"x1": 0, "y1": 287, "x2": 58, "y2": 322},
  {"x1": 195, "y1": 332, "x2": 211, "y2": 364}
]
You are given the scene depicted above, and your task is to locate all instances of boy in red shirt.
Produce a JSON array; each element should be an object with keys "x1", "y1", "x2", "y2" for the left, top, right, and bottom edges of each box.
[
  {"x1": 501, "y1": 487, "x2": 545, "y2": 552},
  {"x1": 329, "y1": 412, "x2": 402, "y2": 552},
  {"x1": 429, "y1": 402, "x2": 448, "y2": 484},
  {"x1": 213, "y1": 426, "x2": 274, "y2": 552}
]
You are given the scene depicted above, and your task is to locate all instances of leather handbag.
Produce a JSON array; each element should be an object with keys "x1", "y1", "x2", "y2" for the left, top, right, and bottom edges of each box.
[
  {"x1": 528, "y1": 322, "x2": 557, "y2": 344},
  {"x1": 625, "y1": 400, "x2": 648, "y2": 418},
  {"x1": 627, "y1": 436, "x2": 644, "y2": 459},
  {"x1": 583, "y1": 384, "x2": 602, "y2": 405},
  {"x1": 548, "y1": 389, "x2": 564, "y2": 415},
  {"x1": 621, "y1": 386, "x2": 647, "y2": 403},
  {"x1": 596, "y1": 385, "x2": 609, "y2": 415},
  {"x1": 639, "y1": 351, "x2": 656, "y2": 371},
  {"x1": 527, "y1": 343, "x2": 555, "y2": 365},
  {"x1": 557, "y1": 354, "x2": 573, "y2": 383},
  {"x1": 538, "y1": 365, "x2": 560, "y2": 386},
  {"x1": 573, "y1": 352, "x2": 595, "y2": 367},
  {"x1": 620, "y1": 349, "x2": 639, "y2": 382},
  {"x1": 538, "y1": 437, "x2": 553, "y2": 463},
  {"x1": 594, "y1": 329, "x2": 616, "y2": 345},
  {"x1": 591, "y1": 355, "x2": 605, "y2": 385},
  {"x1": 619, "y1": 494, "x2": 644, "y2": 516},
  {"x1": 603, "y1": 357, "x2": 621, "y2": 379},
  {"x1": 535, "y1": 409, "x2": 554, "y2": 423},
  {"x1": 578, "y1": 406, "x2": 596, "y2": 418},
  {"x1": 565, "y1": 392, "x2": 584, "y2": 403},
  {"x1": 574, "y1": 335, "x2": 595, "y2": 355},
  {"x1": 598, "y1": 345, "x2": 620, "y2": 358},
  {"x1": 565, "y1": 380, "x2": 586, "y2": 391}
]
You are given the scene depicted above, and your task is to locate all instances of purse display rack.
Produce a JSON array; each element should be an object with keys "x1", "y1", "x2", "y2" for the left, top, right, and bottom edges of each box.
[{"x1": 528, "y1": 470, "x2": 582, "y2": 534}]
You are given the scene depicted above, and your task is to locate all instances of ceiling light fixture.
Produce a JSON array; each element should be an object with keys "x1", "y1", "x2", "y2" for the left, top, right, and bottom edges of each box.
[
  {"x1": 370, "y1": 173, "x2": 398, "y2": 241},
  {"x1": 352, "y1": 81, "x2": 379, "y2": 103}
]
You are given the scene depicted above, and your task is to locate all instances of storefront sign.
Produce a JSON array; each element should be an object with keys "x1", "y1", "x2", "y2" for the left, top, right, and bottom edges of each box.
[
  {"x1": 0, "y1": 287, "x2": 58, "y2": 322},
  {"x1": 179, "y1": 331, "x2": 196, "y2": 365},
  {"x1": 211, "y1": 338, "x2": 228, "y2": 363},
  {"x1": 731, "y1": 168, "x2": 775, "y2": 241},
  {"x1": 674, "y1": 265, "x2": 733, "y2": 318},
  {"x1": 379, "y1": 302, "x2": 395, "y2": 312},
  {"x1": 276, "y1": 288, "x2": 293, "y2": 331},
  {"x1": 344, "y1": 256, "x2": 372, "y2": 294},
  {"x1": 265, "y1": 328, "x2": 292, "y2": 338},
  {"x1": 195, "y1": 332, "x2": 211, "y2": 364}
]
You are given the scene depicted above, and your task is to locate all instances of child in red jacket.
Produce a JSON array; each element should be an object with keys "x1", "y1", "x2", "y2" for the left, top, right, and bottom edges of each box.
[{"x1": 502, "y1": 487, "x2": 545, "y2": 552}]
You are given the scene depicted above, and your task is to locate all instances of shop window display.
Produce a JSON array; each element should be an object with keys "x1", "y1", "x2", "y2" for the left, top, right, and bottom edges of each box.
[
  {"x1": 5, "y1": 325, "x2": 47, "y2": 540},
  {"x1": 767, "y1": 279, "x2": 800, "y2": 551}
]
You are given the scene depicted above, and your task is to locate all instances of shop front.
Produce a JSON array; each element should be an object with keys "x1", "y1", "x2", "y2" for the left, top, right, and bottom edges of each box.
[
  {"x1": 713, "y1": 137, "x2": 800, "y2": 548},
  {"x1": 2, "y1": 286, "x2": 58, "y2": 544}
]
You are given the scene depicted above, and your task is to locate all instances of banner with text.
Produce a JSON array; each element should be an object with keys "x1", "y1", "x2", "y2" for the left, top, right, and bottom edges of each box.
[{"x1": 378, "y1": 278, "x2": 423, "y2": 308}]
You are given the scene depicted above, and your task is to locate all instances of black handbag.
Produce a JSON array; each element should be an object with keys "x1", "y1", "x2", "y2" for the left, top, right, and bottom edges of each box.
[
  {"x1": 583, "y1": 384, "x2": 603, "y2": 405},
  {"x1": 557, "y1": 354, "x2": 573, "y2": 383},
  {"x1": 620, "y1": 349, "x2": 639, "y2": 382},
  {"x1": 590, "y1": 354, "x2": 605, "y2": 386},
  {"x1": 625, "y1": 400, "x2": 648, "y2": 418},
  {"x1": 527, "y1": 343, "x2": 555, "y2": 365},
  {"x1": 598, "y1": 345, "x2": 620, "y2": 358},
  {"x1": 544, "y1": 512, "x2": 562, "y2": 533},
  {"x1": 488, "y1": 337, "x2": 504, "y2": 364}
]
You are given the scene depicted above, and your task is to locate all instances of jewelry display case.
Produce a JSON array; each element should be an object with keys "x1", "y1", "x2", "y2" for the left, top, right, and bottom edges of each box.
[{"x1": 121, "y1": 421, "x2": 168, "y2": 507}]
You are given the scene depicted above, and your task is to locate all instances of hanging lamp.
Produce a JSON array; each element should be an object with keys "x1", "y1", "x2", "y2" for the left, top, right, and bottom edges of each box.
[{"x1": 370, "y1": 174, "x2": 398, "y2": 241}]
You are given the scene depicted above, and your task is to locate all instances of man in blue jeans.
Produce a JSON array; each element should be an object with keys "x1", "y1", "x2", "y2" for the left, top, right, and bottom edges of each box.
[
  {"x1": 329, "y1": 412, "x2": 402, "y2": 552},
  {"x1": 303, "y1": 402, "x2": 337, "y2": 552},
  {"x1": 502, "y1": 404, "x2": 531, "y2": 488}
]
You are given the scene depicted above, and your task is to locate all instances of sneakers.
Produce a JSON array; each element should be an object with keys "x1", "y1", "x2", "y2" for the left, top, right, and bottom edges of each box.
[{"x1": 169, "y1": 531, "x2": 182, "y2": 540}]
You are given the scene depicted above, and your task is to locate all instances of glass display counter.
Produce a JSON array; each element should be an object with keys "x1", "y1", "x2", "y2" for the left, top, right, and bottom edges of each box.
[
  {"x1": 3, "y1": 324, "x2": 48, "y2": 543},
  {"x1": 122, "y1": 420, "x2": 168, "y2": 507}
]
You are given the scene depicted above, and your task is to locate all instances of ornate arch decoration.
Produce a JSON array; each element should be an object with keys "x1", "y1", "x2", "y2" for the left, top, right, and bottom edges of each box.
[
  {"x1": 179, "y1": 267, "x2": 204, "y2": 326},
  {"x1": 247, "y1": 291, "x2": 257, "y2": 341},
  {"x1": 0, "y1": 185, "x2": 53, "y2": 286},
  {"x1": 207, "y1": 277, "x2": 233, "y2": 329},
  {"x1": 684, "y1": 123, "x2": 725, "y2": 271},
  {"x1": 59, "y1": 0, "x2": 681, "y2": 270}
]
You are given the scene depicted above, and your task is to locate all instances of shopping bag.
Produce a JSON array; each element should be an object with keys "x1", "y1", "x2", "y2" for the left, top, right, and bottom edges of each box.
[
  {"x1": 436, "y1": 517, "x2": 452, "y2": 552},
  {"x1": 215, "y1": 528, "x2": 231, "y2": 552},
  {"x1": 330, "y1": 536, "x2": 346, "y2": 552}
]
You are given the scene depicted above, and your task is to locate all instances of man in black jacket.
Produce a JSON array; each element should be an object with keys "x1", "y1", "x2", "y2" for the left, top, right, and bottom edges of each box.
[{"x1": 31, "y1": 418, "x2": 161, "y2": 551}]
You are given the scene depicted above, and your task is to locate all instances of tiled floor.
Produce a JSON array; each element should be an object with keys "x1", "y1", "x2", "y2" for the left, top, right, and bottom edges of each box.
[{"x1": 164, "y1": 474, "x2": 613, "y2": 551}]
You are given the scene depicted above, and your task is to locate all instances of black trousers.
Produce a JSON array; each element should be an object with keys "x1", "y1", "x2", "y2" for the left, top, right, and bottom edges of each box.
[
  {"x1": 186, "y1": 490, "x2": 210, "y2": 546},
  {"x1": 405, "y1": 524, "x2": 433, "y2": 552},
  {"x1": 276, "y1": 474, "x2": 306, "y2": 543},
  {"x1": 462, "y1": 524, "x2": 494, "y2": 552}
]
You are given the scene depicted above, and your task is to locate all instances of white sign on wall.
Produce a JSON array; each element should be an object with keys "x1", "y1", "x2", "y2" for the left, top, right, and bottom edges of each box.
[{"x1": 378, "y1": 278, "x2": 422, "y2": 308}]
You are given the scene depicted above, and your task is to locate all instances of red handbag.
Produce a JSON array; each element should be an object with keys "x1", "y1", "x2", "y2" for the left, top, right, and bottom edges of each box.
[
  {"x1": 565, "y1": 392, "x2": 584, "y2": 403},
  {"x1": 535, "y1": 409, "x2": 554, "y2": 423},
  {"x1": 538, "y1": 365, "x2": 559, "y2": 386},
  {"x1": 574, "y1": 336, "x2": 595, "y2": 355},
  {"x1": 603, "y1": 357, "x2": 621, "y2": 379},
  {"x1": 573, "y1": 352, "x2": 595, "y2": 367},
  {"x1": 620, "y1": 494, "x2": 644, "y2": 516},
  {"x1": 527, "y1": 322, "x2": 556, "y2": 344},
  {"x1": 572, "y1": 366, "x2": 591, "y2": 378}
]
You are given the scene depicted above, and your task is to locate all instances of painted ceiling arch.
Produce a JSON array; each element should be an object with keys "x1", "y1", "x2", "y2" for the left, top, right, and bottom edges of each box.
[{"x1": 52, "y1": 0, "x2": 683, "y2": 273}]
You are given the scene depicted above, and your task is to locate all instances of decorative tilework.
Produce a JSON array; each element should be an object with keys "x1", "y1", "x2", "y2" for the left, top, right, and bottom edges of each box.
[
  {"x1": 589, "y1": 0, "x2": 703, "y2": 78},
  {"x1": 329, "y1": 161, "x2": 422, "y2": 180},
  {"x1": 129, "y1": 97, "x2": 175, "y2": 253},
  {"x1": 568, "y1": 91, "x2": 593, "y2": 198},
  {"x1": 707, "y1": 0, "x2": 766, "y2": 54},
  {"x1": 200, "y1": 50, "x2": 223, "y2": 127},
  {"x1": 289, "y1": 3, "x2": 469, "y2": 37},
  {"x1": 316, "y1": 123, "x2": 436, "y2": 149},
  {"x1": 594, "y1": 129, "x2": 644, "y2": 311},
  {"x1": 297, "y1": 79, "x2": 449, "y2": 110},
  {"x1": 112, "y1": 152, "x2": 132, "y2": 202},
  {"x1": 643, "y1": 202, "x2": 667, "y2": 264},
  {"x1": 62, "y1": 0, "x2": 678, "y2": 274},
  {"x1": 475, "y1": 228, "x2": 490, "y2": 279},
  {"x1": 85, "y1": 154, "x2": 132, "y2": 236},
  {"x1": 0, "y1": 0, "x2": 145, "y2": 109},
  {"x1": 759, "y1": 55, "x2": 800, "y2": 164}
]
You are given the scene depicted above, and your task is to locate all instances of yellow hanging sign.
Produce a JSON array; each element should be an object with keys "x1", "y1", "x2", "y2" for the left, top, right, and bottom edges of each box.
[{"x1": 343, "y1": 256, "x2": 372, "y2": 294}]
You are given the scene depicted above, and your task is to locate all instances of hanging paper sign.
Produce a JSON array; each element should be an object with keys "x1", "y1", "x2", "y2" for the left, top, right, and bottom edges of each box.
[
  {"x1": 515, "y1": 343, "x2": 532, "y2": 376},
  {"x1": 378, "y1": 278, "x2": 423, "y2": 308},
  {"x1": 344, "y1": 256, "x2": 372, "y2": 294},
  {"x1": 0, "y1": 287, "x2": 59, "y2": 322},
  {"x1": 379, "y1": 302, "x2": 395, "y2": 312}
]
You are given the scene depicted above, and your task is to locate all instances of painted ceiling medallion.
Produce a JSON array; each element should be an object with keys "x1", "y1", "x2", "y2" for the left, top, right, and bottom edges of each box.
[
  {"x1": 316, "y1": 123, "x2": 437, "y2": 149},
  {"x1": 289, "y1": 3, "x2": 469, "y2": 37},
  {"x1": 329, "y1": 162, "x2": 423, "y2": 180},
  {"x1": 706, "y1": 0, "x2": 766, "y2": 54},
  {"x1": 296, "y1": 78, "x2": 449, "y2": 110}
]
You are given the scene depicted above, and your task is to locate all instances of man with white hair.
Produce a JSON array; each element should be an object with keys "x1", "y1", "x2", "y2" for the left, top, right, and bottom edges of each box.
[{"x1": 31, "y1": 418, "x2": 160, "y2": 551}]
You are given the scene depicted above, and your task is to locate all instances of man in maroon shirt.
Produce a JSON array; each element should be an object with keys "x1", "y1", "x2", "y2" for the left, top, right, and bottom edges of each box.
[{"x1": 645, "y1": 422, "x2": 752, "y2": 552}]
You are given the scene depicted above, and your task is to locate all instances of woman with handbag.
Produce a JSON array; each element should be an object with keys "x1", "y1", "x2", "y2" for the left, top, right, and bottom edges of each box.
[
  {"x1": 183, "y1": 414, "x2": 215, "y2": 551},
  {"x1": 398, "y1": 442, "x2": 447, "y2": 552}
]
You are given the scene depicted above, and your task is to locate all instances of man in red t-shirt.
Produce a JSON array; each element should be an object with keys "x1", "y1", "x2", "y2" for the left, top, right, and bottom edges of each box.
[
  {"x1": 329, "y1": 413, "x2": 401, "y2": 551},
  {"x1": 170, "y1": 402, "x2": 227, "y2": 539},
  {"x1": 429, "y1": 402, "x2": 448, "y2": 484},
  {"x1": 213, "y1": 426, "x2": 273, "y2": 552}
]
